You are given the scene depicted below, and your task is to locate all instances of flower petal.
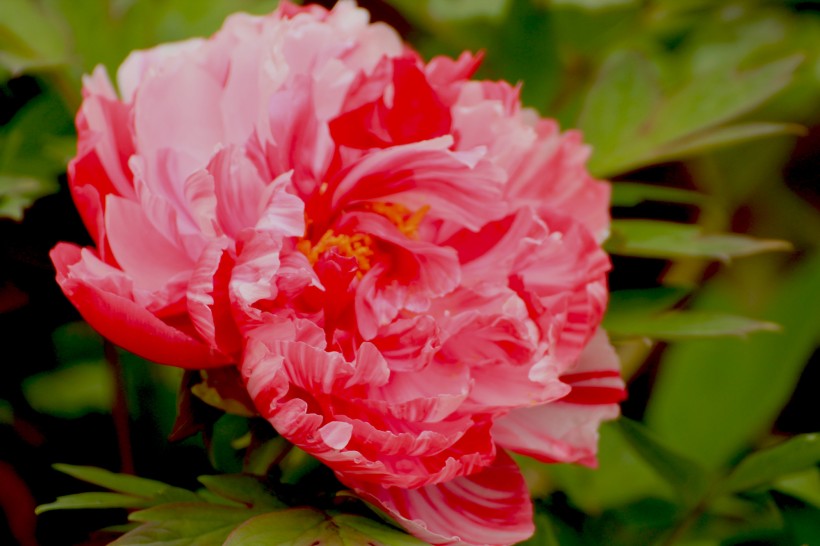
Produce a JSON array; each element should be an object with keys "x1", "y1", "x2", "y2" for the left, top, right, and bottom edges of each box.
[
  {"x1": 352, "y1": 450, "x2": 534, "y2": 546},
  {"x1": 51, "y1": 243, "x2": 228, "y2": 368}
]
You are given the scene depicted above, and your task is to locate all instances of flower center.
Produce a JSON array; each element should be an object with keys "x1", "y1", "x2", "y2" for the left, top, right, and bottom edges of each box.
[
  {"x1": 297, "y1": 230, "x2": 375, "y2": 271},
  {"x1": 296, "y1": 202, "x2": 430, "y2": 272}
]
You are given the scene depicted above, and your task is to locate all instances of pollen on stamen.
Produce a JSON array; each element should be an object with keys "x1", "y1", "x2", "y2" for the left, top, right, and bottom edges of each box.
[
  {"x1": 297, "y1": 229, "x2": 375, "y2": 272},
  {"x1": 369, "y1": 202, "x2": 431, "y2": 239}
]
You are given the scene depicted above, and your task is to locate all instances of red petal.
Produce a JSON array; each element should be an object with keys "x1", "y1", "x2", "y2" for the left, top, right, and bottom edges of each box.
[
  {"x1": 51, "y1": 243, "x2": 228, "y2": 368},
  {"x1": 353, "y1": 450, "x2": 534, "y2": 546}
]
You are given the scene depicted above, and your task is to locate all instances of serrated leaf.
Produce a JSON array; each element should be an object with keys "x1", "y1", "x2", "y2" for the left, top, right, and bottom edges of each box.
[
  {"x1": 606, "y1": 310, "x2": 779, "y2": 341},
  {"x1": 606, "y1": 220, "x2": 792, "y2": 261},
  {"x1": 197, "y1": 475, "x2": 284, "y2": 510},
  {"x1": 224, "y1": 509, "x2": 425, "y2": 546},
  {"x1": 115, "y1": 503, "x2": 259, "y2": 546},
  {"x1": 719, "y1": 434, "x2": 820, "y2": 495},
  {"x1": 616, "y1": 418, "x2": 711, "y2": 507},
  {"x1": 36, "y1": 492, "x2": 150, "y2": 514},
  {"x1": 223, "y1": 508, "x2": 326, "y2": 545},
  {"x1": 611, "y1": 183, "x2": 706, "y2": 208},
  {"x1": 53, "y1": 464, "x2": 179, "y2": 498}
]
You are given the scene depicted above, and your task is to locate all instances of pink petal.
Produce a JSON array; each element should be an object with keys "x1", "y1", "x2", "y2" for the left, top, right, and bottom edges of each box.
[
  {"x1": 104, "y1": 195, "x2": 195, "y2": 292},
  {"x1": 186, "y1": 238, "x2": 243, "y2": 357},
  {"x1": 329, "y1": 137, "x2": 507, "y2": 231},
  {"x1": 492, "y1": 330, "x2": 625, "y2": 466},
  {"x1": 51, "y1": 243, "x2": 228, "y2": 368},
  {"x1": 353, "y1": 450, "x2": 534, "y2": 546}
]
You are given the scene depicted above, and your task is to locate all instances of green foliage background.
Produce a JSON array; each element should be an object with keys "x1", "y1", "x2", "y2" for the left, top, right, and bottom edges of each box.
[{"x1": 1, "y1": 1, "x2": 818, "y2": 545}]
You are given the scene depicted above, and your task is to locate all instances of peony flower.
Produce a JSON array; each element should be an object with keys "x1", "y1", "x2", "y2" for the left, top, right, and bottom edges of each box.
[{"x1": 51, "y1": 2, "x2": 625, "y2": 545}]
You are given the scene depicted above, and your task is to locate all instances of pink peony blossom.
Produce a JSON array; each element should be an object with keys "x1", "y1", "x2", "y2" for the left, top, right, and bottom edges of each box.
[{"x1": 51, "y1": 2, "x2": 625, "y2": 544}]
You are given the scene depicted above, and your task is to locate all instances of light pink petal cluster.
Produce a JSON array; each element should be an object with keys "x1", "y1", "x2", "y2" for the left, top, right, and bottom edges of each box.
[{"x1": 51, "y1": 2, "x2": 625, "y2": 545}]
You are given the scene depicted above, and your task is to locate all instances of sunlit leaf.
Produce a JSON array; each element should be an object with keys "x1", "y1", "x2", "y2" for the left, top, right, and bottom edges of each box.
[
  {"x1": 719, "y1": 434, "x2": 820, "y2": 495},
  {"x1": 115, "y1": 503, "x2": 262, "y2": 546},
  {"x1": 774, "y1": 468, "x2": 820, "y2": 509},
  {"x1": 52, "y1": 464, "x2": 183, "y2": 499},
  {"x1": 611, "y1": 183, "x2": 705, "y2": 208},
  {"x1": 606, "y1": 310, "x2": 779, "y2": 341},
  {"x1": 583, "y1": 53, "x2": 802, "y2": 176},
  {"x1": 617, "y1": 418, "x2": 711, "y2": 506},
  {"x1": 36, "y1": 492, "x2": 150, "y2": 514},
  {"x1": 222, "y1": 508, "x2": 325, "y2": 545},
  {"x1": 606, "y1": 220, "x2": 792, "y2": 261}
]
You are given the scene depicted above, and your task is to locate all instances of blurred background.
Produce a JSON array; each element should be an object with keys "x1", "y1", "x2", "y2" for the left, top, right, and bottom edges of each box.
[{"x1": 1, "y1": 1, "x2": 818, "y2": 545}]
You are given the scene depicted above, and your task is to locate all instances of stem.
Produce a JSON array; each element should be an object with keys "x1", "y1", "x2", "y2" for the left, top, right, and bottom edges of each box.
[{"x1": 104, "y1": 340, "x2": 134, "y2": 475}]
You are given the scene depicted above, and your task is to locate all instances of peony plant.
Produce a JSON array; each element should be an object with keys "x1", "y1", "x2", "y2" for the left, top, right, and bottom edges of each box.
[{"x1": 50, "y1": 1, "x2": 626, "y2": 544}]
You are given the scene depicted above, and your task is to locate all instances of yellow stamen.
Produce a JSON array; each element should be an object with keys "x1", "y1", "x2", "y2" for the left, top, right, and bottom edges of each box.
[
  {"x1": 368, "y1": 202, "x2": 431, "y2": 239},
  {"x1": 297, "y1": 229, "x2": 374, "y2": 271}
]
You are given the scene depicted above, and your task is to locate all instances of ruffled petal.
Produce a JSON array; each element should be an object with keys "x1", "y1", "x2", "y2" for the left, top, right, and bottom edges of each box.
[
  {"x1": 51, "y1": 243, "x2": 228, "y2": 368},
  {"x1": 492, "y1": 330, "x2": 625, "y2": 467},
  {"x1": 352, "y1": 450, "x2": 534, "y2": 546}
]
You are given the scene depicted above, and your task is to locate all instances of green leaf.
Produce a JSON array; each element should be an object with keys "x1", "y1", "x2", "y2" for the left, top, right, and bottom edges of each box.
[
  {"x1": 579, "y1": 51, "x2": 662, "y2": 175},
  {"x1": 644, "y1": 122, "x2": 806, "y2": 165},
  {"x1": 222, "y1": 508, "x2": 326, "y2": 545},
  {"x1": 0, "y1": 175, "x2": 59, "y2": 220},
  {"x1": 719, "y1": 434, "x2": 820, "y2": 495},
  {"x1": 606, "y1": 310, "x2": 779, "y2": 341},
  {"x1": 607, "y1": 287, "x2": 691, "y2": 318},
  {"x1": 606, "y1": 220, "x2": 792, "y2": 261},
  {"x1": 197, "y1": 475, "x2": 284, "y2": 510},
  {"x1": 616, "y1": 418, "x2": 711, "y2": 506},
  {"x1": 771, "y1": 492, "x2": 820, "y2": 545},
  {"x1": 191, "y1": 368, "x2": 257, "y2": 417},
  {"x1": 22, "y1": 362, "x2": 114, "y2": 418},
  {"x1": 545, "y1": 421, "x2": 678, "y2": 513},
  {"x1": 583, "y1": 53, "x2": 802, "y2": 176},
  {"x1": 36, "y1": 492, "x2": 150, "y2": 514},
  {"x1": 551, "y1": 0, "x2": 637, "y2": 9},
  {"x1": 224, "y1": 509, "x2": 425, "y2": 545},
  {"x1": 611, "y1": 183, "x2": 706, "y2": 208},
  {"x1": 115, "y1": 503, "x2": 261, "y2": 546},
  {"x1": 646, "y1": 252, "x2": 820, "y2": 469},
  {"x1": 52, "y1": 464, "x2": 180, "y2": 498},
  {"x1": 333, "y1": 515, "x2": 428, "y2": 545},
  {"x1": 650, "y1": 56, "x2": 802, "y2": 149},
  {"x1": 428, "y1": 0, "x2": 509, "y2": 20},
  {"x1": 208, "y1": 414, "x2": 251, "y2": 474},
  {"x1": 774, "y1": 468, "x2": 820, "y2": 509}
]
